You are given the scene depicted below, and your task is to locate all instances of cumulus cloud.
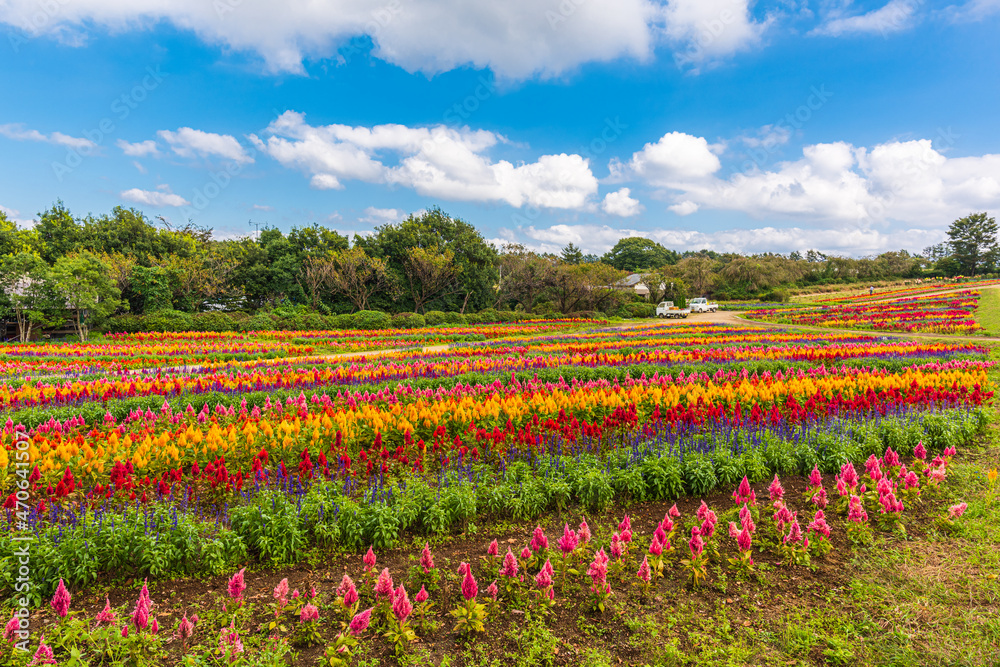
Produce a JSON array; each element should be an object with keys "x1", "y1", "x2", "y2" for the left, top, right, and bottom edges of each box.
[
  {"x1": 811, "y1": 0, "x2": 919, "y2": 37},
  {"x1": 623, "y1": 131, "x2": 722, "y2": 186},
  {"x1": 251, "y1": 111, "x2": 598, "y2": 209},
  {"x1": 359, "y1": 206, "x2": 406, "y2": 224},
  {"x1": 601, "y1": 188, "x2": 642, "y2": 216},
  {"x1": 120, "y1": 186, "x2": 190, "y2": 207},
  {"x1": 117, "y1": 139, "x2": 160, "y2": 157},
  {"x1": 661, "y1": 0, "x2": 772, "y2": 70},
  {"x1": 0, "y1": 123, "x2": 96, "y2": 150},
  {"x1": 158, "y1": 127, "x2": 253, "y2": 164}
]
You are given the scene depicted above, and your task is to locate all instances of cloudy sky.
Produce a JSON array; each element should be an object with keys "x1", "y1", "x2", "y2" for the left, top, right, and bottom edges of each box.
[{"x1": 1, "y1": 0, "x2": 999, "y2": 256}]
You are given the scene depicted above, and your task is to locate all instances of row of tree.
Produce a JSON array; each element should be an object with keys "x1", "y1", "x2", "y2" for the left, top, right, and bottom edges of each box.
[{"x1": 0, "y1": 203, "x2": 996, "y2": 340}]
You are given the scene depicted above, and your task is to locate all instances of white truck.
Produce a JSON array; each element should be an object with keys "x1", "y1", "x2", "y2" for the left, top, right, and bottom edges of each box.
[
  {"x1": 688, "y1": 297, "x2": 719, "y2": 313},
  {"x1": 656, "y1": 301, "x2": 690, "y2": 318}
]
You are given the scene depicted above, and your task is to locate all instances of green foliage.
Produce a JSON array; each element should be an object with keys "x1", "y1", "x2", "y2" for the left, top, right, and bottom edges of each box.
[
  {"x1": 352, "y1": 309, "x2": 392, "y2": 330},
  {"x1": 424, "y1": 310, "x2": 447, "y2": 326},
  {"x1": 141, "y1": 309, "x2": 194, "y2": 332},
  {"x1": 392, "y1": 312, "x2": 426, "y2": 329},
  {"x1": 682, "y1": 453, "x2": 717, "y2": 497},
  {"x1": 191, "y1": 311, "x2": 240, "y2": 332}
]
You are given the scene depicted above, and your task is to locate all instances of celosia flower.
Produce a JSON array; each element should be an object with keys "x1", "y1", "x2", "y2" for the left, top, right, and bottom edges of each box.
[
  {"x1": 228, "y1": 568, "x2": 246, "y2": 603},
  {"x1": 768, "y1": 475, "x2": 784, "y2": 502},
  {"x1": 621, "y1": 528, "x2": 633, "y2": 544},
  {"x1": 648, "y1": 536, "x2": 663, "y2": 557},
  {"x1": 700, "y1": 514, "x2": 717, "y2": 540},
  {"x1": 659, "y1": 514, "x2": 674, "y2": 534},
  {"x1": 375, "y1": 568, "x2": 394, "y2": 600},
  {"x1": 669, "y1": 504, "x2": 680, "y2": 518},
  {"x1": 50, "y1": 579, "x2": 71, "y2": 619},
  {"x1": 4, "y1": 615, "x2": 19, "y2": 642},
  {"x1": 733, "y1": 475, "x2": 754, "y2": 504},
  {"x1": 350, "y1": 608, "x2": 373, "y2": 636},
  {"x1": 363, "y1": 546, "x2": 377, "y2": 572},
  {"x1": 176, "y1": 612, "x2": 195, "y2": 640},
  {"x1": 610, "y1": 533, "x2": 624, "y2": 559},
  {"x1": 587, "y1": 548, "x2": 610, "y2": 593},
  {"x1": 121, "y1": 626, "x2": 128, "y2": 638},
  {"x1": 520, "y1": 546, "x2": 532, "y2": 560},
  {"x1": 300, "y1": 603, "x2": 319, "y2": 623},
  {"x1": 151, "y1": 618, "x2": 159, "y2": 635},
  {"x1": 847, "y1": 495, "x2": 868, "y2": 523},
  {"x1": 809, "y1": 465, "x2": 823, "y2": 487},
  {"x1": 688, "y1": 527, "x2": 704, "y2": 559},
  {"x1": 461, "y1": 568, "x2": 479, "y2": 600},
  {"x1": 883, "y1": 447, "x2": 901, "y2": 468},
  {"x1": 807, "y1": 510, "x2": 831, "y2": 539},
  {"x1": 457, "y1": 561, "x2": 470, "y2": 577},
  {"x1": 904, "y1": 471, "x2": 920, "y2": 490},
  {"x1": 696, "y1": 500, "x2": 710, "y2": 521},
  {"x1": 500, "y1": 549, "x2": 519, "y2": 578},
  {"x1": 812, "y1": 487, "x2": 828, "y2": 509},
  {"x1": 654, "y1": 524, "x2": 667, "y2": 545},
  {"x1": 619, "y1": 515, "x2": 632, "y2": 532},
  {"x1": 337, "y1": 574, "x2": 355, "y2": 598},
  {"x1": 486, "y1": 580, "x2": 499, "y2": 600},
  {"x1": 557, "y1": 524, "x2": 578, "y2": 555},
  {"x1": 535, "y1": 563, "x2": 553, "y2": 589},
  {"x1": 218, "y1": 621, "x2": 244, "y2": 655},
  {"x1": 392, "y1": 585, "x2": 413, "y2": 624},
  {"x1": 415, "y1": 585, "x2": 429, "y2": 604},
  {"x1": 578, "y1": 519, "x2": 591, "y2": 544},
  {"x1": 486, "y1": 539, "x2": 499, "y2": 557},
  {"x1": 31, "y1": 635, "x2": 55, "y2": 665},
  {"x1": 273, "y1": 578, "x2": 289, "y2": 607},
  {"x1": 728, "y1": 522, "x2": 740, "y2": 540},
  {"x1": 737, "y1": 526, "x2": 752, "y2": 553},
  {"x1": 784, "y1": 520, "x2": 803, "y2": 545},
  {"x1": 421, "y1": 543, "x2": 436, "y2": 572},
  {"x1": 636, "y1": 555, "x2": 651, "y2": 583},
  {"x1": 739, "y1": 504, "x2": 756, "y2": 534},
  {"x1": 530, "y1": 526, "x2": 549, "y2": 552},
  {"x1": 130, "y1": 590, "x2": 150, "y2": 631},
  {"x1": 948, "y1": 502, "x2": 967, "y2": 519},
  {"x1": 914, "y1": 441, "x2": 927, "y2": 461},
  {"x1": 841, "y1": 462, "x2": 859, "y2": 488}
]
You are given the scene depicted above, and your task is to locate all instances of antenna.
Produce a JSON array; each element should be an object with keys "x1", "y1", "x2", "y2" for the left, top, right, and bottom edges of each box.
[{"x1": 249, "y1": 219, "x2": 264, "y2": 240}]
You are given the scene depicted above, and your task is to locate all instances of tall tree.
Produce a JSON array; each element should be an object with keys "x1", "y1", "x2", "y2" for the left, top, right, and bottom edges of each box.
[
  {"x1": 602, "y1": 238, "x2": 677, "y2": 272},
  {"x1": 326, "y1": 247, "x2": 398, "y2": 312},
  {"x1": 497, "y1": 244, "x2": 557, "y2": 312},
  {"x1": 947, "y1": 212, "x2": 999, "y2": 276},
  {"x1": 560, "y1": 243, "x2": 584, "y2": 265},
  {"x1": 50, "y1": 251, "x2": 123, "y2": 341},
  {"x1": 0, "y1": 253, "x2": 63, "y2": 342},
  {"x1": 404, "y1": 246, "x2": 462, "y2": 313}
]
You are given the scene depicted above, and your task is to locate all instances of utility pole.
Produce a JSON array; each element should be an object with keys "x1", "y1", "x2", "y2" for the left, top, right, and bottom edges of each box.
[{"x1": 249, "y1": 220, "x2": 264, "y2": 240}]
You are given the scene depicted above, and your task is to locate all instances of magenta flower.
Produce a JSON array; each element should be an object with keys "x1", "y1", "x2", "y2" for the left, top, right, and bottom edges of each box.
[
  {"x1": 669, "y1": 504, "x2": 680, "y2": 518},
  {"x1": 739, "y1": 505, "x2": 755, "y2": 533},
  {"x1": 130, "y1": 588, "x2": 150, "y2": 632},
  {"x1": 500, "y1": 549, "x2": 519, "y2": 578},
  {"x1": 914, "y1": 441, "x2": 927, "y2": 461},
  {"x1": 807, "y1": 510, "x2": 831, "y2": 539},
  {"x1": 415, "y1": 585, "x2": 429, "y2": 604},
  {"x1": 520, "y1": 546, "x2": 532, "y2": 560},
  {"x1": 784, "y1": 520, "x2": 803, "y2": 545},
  {"x1": 944, "y1": 445, "x2": 957, "y2": 457},
  {"x1": 420, "y1": 543, "x2": 436, "y2": 572},
  {"x1": 31, "y1": 635, "x2": 55, "y2": 665},
  {"x1": 812, "y1": 486, "x2": 829, "y2": 509},
  {"x1": 883, "y1": 447, "x2": 901, "y2": 469},
  {"x1": 392, "y1": 585, "x2": 413, "y2": 624},
  {"x1": 4, "y1": 615, "x2": 20, "y2": 642},
  {"x1": 648, "y1": 536, "x2": 663, "y2": 557},
  {"x1": 337, "y1": 573, "x2": 355, "y2": 597},
  {"x1": 557, "y1": 524, "x2": 579, "y2": 556},
  {"x1": 619, "y1": 514, "x2": 632, "y2": 532},
  {"x1": 768, "y1": 474, "x2": 784, "y2": 502},
  {"x1": 587, "y1": 548, "x2": 610, "y2": 593},
  {"x1": 696, "y1": 500, "x2": 710, "y2": 521},
  {"x1": 728, "y1": 522, "x2": 740, "y2": 540},
  {"x1": 273, "y1": 578, "x2": 289, "y2": 607},
  {"x1": 363, "y1": 546, "x2": 377, "y2": 572},
  {"x1": 636, "y1": 555, "x2": 651, "y2": 583},
  {"x1": 948, "y1": 502, "x2": 968, "y2": 519},
  {"x1": 300, "y1": 603, "x2": 319, "y2": 623},
  {"x1": 530, "y1": 526, "x2": 549, "y2": 552},
  {"x1": 610, "y1": 533, "x2": 624, "y2": 559},
  {"x1": 621, "y1": 527, "x2": 633, "y2": 544},
  {"x1": 904, "y1": 471, "x2": 920, "y2": 490},
  {"x1": 847, "y1": 495, "x2": 868, "y2": 523},
  {"x1": 228, "y1": 568, "x2": 246, "y2": 603},
  {"x1": 375, "y1": 568, "x2": 394, "y2": 600},
  {"x1": 840, "y1": 462, "x2": 859, "y2": 488},
  {"x1": 50, "y1": 579, "x2": 71, "y2": 618},
  {"x1": 808, "y1": 465, "x2": 823, "y2": 487},
  {"x1": 457, "y1": 561, "x2": 470, "y2": 577},
  {"x1": 654, "y1": 523, "x2": 667, "y2": 545},
  {"x1": 578, "y1": 519, "x2": 592, "y2": 544},
  {"x1": 176, "y1": 612, "x2": 196, "y2": 640},
  {"x1": 737, "y1": 525, "x2": 752, "y2": 553},
  {"x1": 151, "y1": 618, "x2": 159, "y2": 635},
  {"x1": 733, "y1": 475, "x2": 754, "y2": 504},
  {"x1": 461, "y1": 568, "x2": 479, "y2": 600},
  {"x1": 535, "y1": 561, "x2": 553, "y2": 589},
  {"x1": 659, "y1": 514, "x2": 674, "y2": 534},
  {"x1": 688, "y1": 527, "x2": 704, "y2": 559},
  {"x1": 487, "y1": 580, "x2": 499, "y2": 600},
  {"x1": 487, "y1": 539, "x2": 499, "y2": 557},
  {"x1": 349, "y1": 608, "x2": 373, "y2": 636},
  {"x1": 700, "y1": 515, "x2": 717, "y2": 540},
  {"x1": 218, "y1": 621, "x2": 244, "y2": 656}
]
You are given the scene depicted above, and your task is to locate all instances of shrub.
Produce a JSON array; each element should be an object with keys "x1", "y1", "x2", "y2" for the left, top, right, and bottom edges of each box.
[
  {"x1": 302, "y1": 313, "x2": 328, "y2": 331},
  {"x1": 443, "y1": 311, "x2": 466, "y2": 325},
  {"x1": 331, "y1": 314, "x2": 354, "y2": 330},
  {"x1": 191, "y1": 311, "x2": 236, "y2": 332},
  {"x1": 468, "y1": 308, "x2": 499, "y2": 324},
  {"x1": 762, "y1": 288, "x2": 790, "y2": 303},
  {"x1": 625, "y1": 303, "x2": 656, "y2": 318},
  {"x1": 246, "y1": 313, "x2": 277, "y2": 332},
  {"x1": 102, "y1": 314, "x2": 143, "y2": 334},
  {"x1": 497, "y1": 310, "x2": 521, "y2": 322},
  {"x1": 424, "y1": 310, "x2": 447, "y2": 326},
  {"x1": 352, "y1": 310, "x2": 391, "y2": 330},
  {"x1": 392, "y1": 312, "x2": 426, "y2": 329},
  {"x1": 141, "y1": 309, "x2": 193, "y2": 333},
  {"x1": 226, "y1": 312, "x2": 252, "y2": 332}
]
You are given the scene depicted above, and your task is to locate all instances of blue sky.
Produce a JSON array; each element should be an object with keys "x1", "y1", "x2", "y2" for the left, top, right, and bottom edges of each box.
[{"x1": 1, "y1": 0, "x2": 999, "y2": 256}]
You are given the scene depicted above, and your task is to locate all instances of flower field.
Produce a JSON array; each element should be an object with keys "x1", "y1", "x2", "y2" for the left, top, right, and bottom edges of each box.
[
  {"x1": 744, "y1": 290, "x2": 986, "y2": 335},
  {"x1": 814, "y1": 278, "x2": 1000, "y2": 304},
  {"x1": 1, "y1": 319, "x2": 996, "y2": 665}
]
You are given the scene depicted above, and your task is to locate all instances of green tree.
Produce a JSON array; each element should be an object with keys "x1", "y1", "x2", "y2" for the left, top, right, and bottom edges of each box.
[
  {"x1": 602, "y1": 238, "x2": 677, "y2": 272},
  {"x1": 130, "y1": 265, "x2": 173, "y2": 313},
  {"x1": 0, "y1": 210, "x2": 35, "y2": 258},
  {"x1": 50, "y1": 251, "x2": 123, "y2": 341},
  {"x1": 498, "y1": 244, "x2": 557, "y2": 312},
  {"x1": 35, "y1": 201, "x2": 84, "y2": 264},
  {"x1": 560, "y1": 243, "x2": 584, "y2": 265},
  {"x1": 326, "y1": 246, "x2": 398, "y2": 312},
  {"x1": 0, "y1": 253, "x2": 63, "y2": 342},
  {"x1": 947, "y1": 212, "x2": 998, "y2": 276},
  {"x1": 404, "y1": 246, "x2": 462, "y2": 314}
]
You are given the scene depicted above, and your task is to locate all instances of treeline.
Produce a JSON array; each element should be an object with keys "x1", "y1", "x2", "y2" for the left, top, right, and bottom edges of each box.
[{"x1": 0, "y1": 203, "x2": 995, "y2": 340}]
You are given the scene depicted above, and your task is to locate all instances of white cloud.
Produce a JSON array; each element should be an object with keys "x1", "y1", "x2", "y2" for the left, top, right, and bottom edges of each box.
[
  {"x1": 669, "y1": 200, "x2": 699, "y2": 215},
  {"x1": 811, "y1": 0, "x2": 919, "y2": 37},
  {"x1": 661, "y1": 0, "x2": 771, "y2": 70},
  {"x1": 0, "y1": 204, "x2": 34, "y2": 228},
  {"x1": 117, "y1": 139, "x2": 160, "y2": 157},
  {"x1": 0, "y1": 123, "x2": 96, "y2": 150},
  {"x1": 120, "y1": 186, "x2": 190, "y2": 207},
  {"x1": 601, "y1": 188, "x2": 642, "y2": 216},
  {"x1": 252, "y1": 203, "x2": 273, "y2": 211},
  {"x1": 132, "y1": 160, "x2": 147, "y2": 174},
  {"x1": 252, "y1": 111, "x2": 598, "y2": 209},
  {"x1": 0, "y1": 0, "x2": 666, "y2": 80},
  {"x1": 944, "y1": 0, "x2": 1000, "y2": 21},
  {"x1": 624, "y1": 131, "x2": 722, "y2": 186},
  {"x1": 359, "y1": 206, "x2": 406, "y2": 224},
  {"x1": 740, "y1": 124, "x2": 791, "y2": 150},
  {"x1": 158, "y1": 127, "x2": 253, "y2": 164}
]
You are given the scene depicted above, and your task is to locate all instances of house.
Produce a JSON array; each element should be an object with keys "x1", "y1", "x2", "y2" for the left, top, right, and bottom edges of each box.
[{"x1": 614, "y1": 273, "x2": 668, "y2": 299}]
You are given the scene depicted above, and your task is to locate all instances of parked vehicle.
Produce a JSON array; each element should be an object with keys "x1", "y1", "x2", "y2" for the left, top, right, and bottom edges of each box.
[
  {"x1": 688, "y1": 297, "x2": 719, "y2": 313},
  {"x1": 656, "y1": 301, "x2": 691, "y2": 318}
]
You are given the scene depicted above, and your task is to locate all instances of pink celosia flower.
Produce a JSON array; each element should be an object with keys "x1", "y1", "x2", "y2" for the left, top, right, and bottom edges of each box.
[
  {"x1": 218, "y1": 621, "x2": 244, "y2": 655},
  {"x1": 556, "y1": 524, "x2": 578, "y2": 555},
  {"x1": 291, "y1": 589, "x2": 300, "y2": 600},
  {"x1": 904, "y1": 471, "x2": 920, "y2": 490},
  {"x1": 728, "y1": 522, "x2": 740, "y2": 540},
  {"x1": 866, "y1": 454, "x2": 884, "y2": 482},
  {"x1": 944, "y1": 445, "x2": 957, "y2": 457},
  {"x1": 847, "y1": 495, "x2": 868, "y2": 523},
  {"x1": 773, "y1": 504, "x2": 794, "y2": 532},
  {"x1": 50, "y1": 579, "x2": 71, "y2": 618},
  {"x1": 688, "y1": 527, "x2": 704, "y2": 559},
  {"x1": 587, "y1": 548, "x2": 610, "y2": 594},
  {"x1": 415, "y1": 585, "x2": 429, "y2": 604},
  {"x1": 486, "y1": 539, "x2": 499, "y2": 557},
  {"x1": 457, "y1": 562, "x2": 470, "y2": 577},
  {"x1": 375, "y1": 568, "x2": 394, "y2": 600},
  {"x1": 343, "y1": 579, "x2": 359, "y2": 608},
  {"x1": 784, "y1": 520, "x2": 803, "y2": 545},
  {"x1": 811, "y1": 487, "x2": 828, "y2": 509},
  {"x1": 841, "y1": 462, "x2": 859, "y2": 489},
  {"x1": 500, "y1": 549, "x2": 519, "y2": 578},
  {"x1": 654, "y1": 524, "x2": 667, "y2": 545},
  {"x1": 421, "y1": 543, "x2": 436, "y2": 572},
  {"x1": 31, "y1": 635, "x2": 55, "y2": 665},
  {"x1": 486, "y1": 580, "x2": 498, "y2": 600},
  {"x1": 621, "y1": 528, "x2": 633, "y2": 544},
  {"x1": 648, "y1": 536, "x2": 663, "y2": 557},
  {"x1": 948, "y1": 502, "x2": 967, "y2": 519},
  {"x1": 697, "y1": 500, "x2": 710, "y2": 521},
  {"x1": 578, "y1": 519, "x2": 592, "y2": 544},
  {"x1": 610, "y1": 533, "x2": 624, "y2": 559},
  {"x1": 739, "y1": 504, "x2": 756, "y2": 533},
  {"x1": 130, "y1": 588, "x2": 150, "y2": 632},
  {"x1": 733, "y1": 475, "x2": 754, "y2": 504},
  {"x1": 300, "y1": 603, "x2": 319, "y2": 623},
  {"x1": 883, "y1": 447, "x2": 901, "y2": 469},
  {"x1": 914, "y1": 441, "x2": 927, "y2": 461},
  {"x1": 520, "y1": 546, "x2": 532, "y2": 560},
  {"x1": 807, "y1": 510, "x2": 831, "y2": 539},
  {"x1": 808, "y1": 465, "x2": 823, "y2": 487},
  {"x1": 530, "y1": 526, "x2": 549, "y2": 552},
  {"x1": 461, "y1": 568, "x2": 479, "y2": 600},
  {"x1": 337, "y1": 574, "x2": 355, "y2": 598},
  {"x1": 121, "y1": 626, "x2": 128, "y2": 638},
  {"x1": 350, "y1": 608, "x2": 373, "y2": 636},
  {"x1": 535, "y1": 562, "x2": 553, "y2": 589},
  {"x1": 659, "y1": 513, "x2": 674, "y2": 534},
  {"x1": 4, "y1": 615, "x2": 19, "y2": 642},
  {"x1": 619, "y1": 514, "x2": 632, "y2": 532},
  {"x1": 737, "y1": 525, "x2": 752, "y2": 553},
  {"x1": 636, "y1": 555, "x2": 651, "y2": 583},
  {"x1": 228, "y1": 568, "x2": 246, "y2": 603},
  {"x1": 363, "y1": 546, "x2": 377, "y2": 572},
  {"x1": 392, "y1": 585, "x2": 413, "y2": 624},
  {"x1": 151, "y1": 618, "x2": 159, "y2": 635},
  {"x1": 928, "y1": 466, "x2": 947, "y2": 484},
  {"x1": 768, "y1": 475, "x2": 784, "y2": 502},
  {"x1": 176, "y1": 612, "x2": 196, "y2": 640},
  {"x1": 273, "y1": 578, "x2": 289, "y2": 607},
  {"x1": 700, "y1": 515, "x2": 717, "y2": 540},
  {"x1": 669, "y1": 504, "x2": 680, "y2": 518}
]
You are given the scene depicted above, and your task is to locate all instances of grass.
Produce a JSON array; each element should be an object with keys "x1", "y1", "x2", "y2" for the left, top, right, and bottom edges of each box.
[{"x1": 976, "y1": 286, "x2": 1000, "y2": 335}]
